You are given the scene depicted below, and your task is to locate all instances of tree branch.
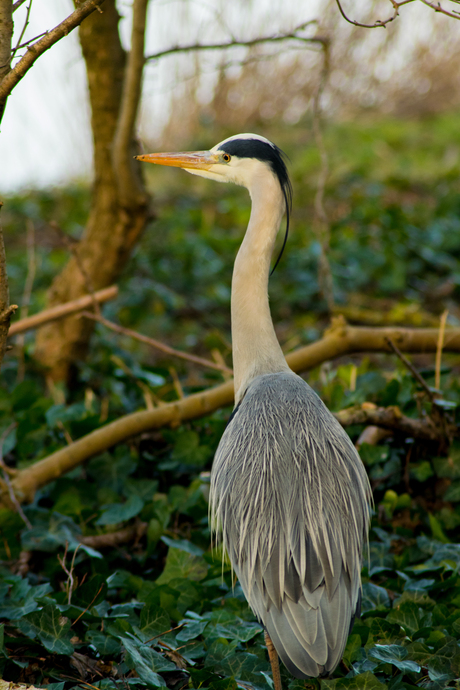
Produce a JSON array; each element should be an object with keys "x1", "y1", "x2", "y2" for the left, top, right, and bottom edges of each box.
[
  {"x1": 335, "y1": 403, "x2": 450, "y2": 442},
  {"x1": 0, "y1": 0, "x2": 105, "y2": 123},
  {"x1": 4, "y1": 317, "x2": 460, "y2": 507},
  {"x1": 145, "y1": 21, "x2": 328, "y2": 62},
  {"x1": 418, "y1": 0, "x2": 460, "y2": 18},
  {"x1": 82, "y1": 310, "x2": 232, "y2": 374},
  {"x1": 335, "y1": 0, "x2": 415, "y2": 28},
  {"x1": 0, "y1": 0, "x2": 13, "y2": 81},
  {"x1": 8, "y1": 285, "x2": 118, "y2": 336},
  {"x1": 112, "y1": 0, "x2": 149, "y2": 207},
  {"x1": 12, "y1": 0, "x2": 28, "y2": 11}
]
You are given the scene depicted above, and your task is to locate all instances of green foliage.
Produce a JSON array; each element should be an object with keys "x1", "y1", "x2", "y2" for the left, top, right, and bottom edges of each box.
[{"x1": 1, "y1": 113, "x2": 460, "y2": 688}]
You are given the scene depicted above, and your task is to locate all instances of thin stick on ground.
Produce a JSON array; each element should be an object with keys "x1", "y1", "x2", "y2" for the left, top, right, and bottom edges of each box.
[{"x1": 82, "y1": 310, "x2": 233, "y2": 374}]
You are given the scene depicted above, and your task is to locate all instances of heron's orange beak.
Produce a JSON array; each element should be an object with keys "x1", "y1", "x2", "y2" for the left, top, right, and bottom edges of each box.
[{"x1": 135, "y1": 151, "x2": 218, "y2": 170}]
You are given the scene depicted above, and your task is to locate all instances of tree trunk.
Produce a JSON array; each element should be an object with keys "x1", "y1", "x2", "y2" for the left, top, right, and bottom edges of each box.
[{"x1": 35, "y1": 0, "x2": 150, "y2": 383}]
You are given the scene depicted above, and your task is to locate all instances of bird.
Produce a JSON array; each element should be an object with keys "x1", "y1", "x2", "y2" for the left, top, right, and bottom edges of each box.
[{"x1": 136, "y1": 134, "x2": 372, "y2": 687}]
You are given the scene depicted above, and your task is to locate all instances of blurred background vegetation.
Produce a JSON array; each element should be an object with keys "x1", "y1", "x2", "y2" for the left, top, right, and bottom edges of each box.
[{"x1": 1, "y1": 1, "x2": 460, "y2": 688}]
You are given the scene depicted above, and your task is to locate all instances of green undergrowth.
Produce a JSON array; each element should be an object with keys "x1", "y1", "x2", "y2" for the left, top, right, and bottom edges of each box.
[{"x1": 1, "y1": 112, "x2": 460, "y2": 688}]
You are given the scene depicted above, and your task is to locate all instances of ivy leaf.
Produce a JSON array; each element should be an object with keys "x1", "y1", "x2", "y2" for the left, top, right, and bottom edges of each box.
[
  {"x1": 122, "y1": 637, "x2": 172, "y2": 687},
  {"x1": 85, "y1": 630, "x2": 122, "y2": 656},
  {"x1": 343, "y1": 634, "x2": 362, "y2": 666},
  {"x1": 387, "y1": 602, "x2": 422, "y2": 633},
  {"x1": 366, "y1": 619, "x2": 405, "y2": 646},
  {"x1": 133, "y1": 602, "x2": 173, "y2": 644},
  {"x1": 16, "y1": 605, "x2": 74, "y2": 655},
  {"x1": 96, "y1": 494, "x2": 144, "y2": 525},
  {"x1": 156, "y1": 546, "x2": 208, "y2": 584},
  {"x1": 176, "y1": 619, "x2": 208, "y2": 642},
  {"x1": 368, "y1": 644, "x2": 421, "y2": 673},
  {"x1": 361, "y1": 583, "x2": 391, "y2": 612}
]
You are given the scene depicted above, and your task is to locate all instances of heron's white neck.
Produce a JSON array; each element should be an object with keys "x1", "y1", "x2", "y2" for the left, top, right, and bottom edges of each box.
[{"x1": 232, "y1": 173, "x2": 291, "y2": 404}]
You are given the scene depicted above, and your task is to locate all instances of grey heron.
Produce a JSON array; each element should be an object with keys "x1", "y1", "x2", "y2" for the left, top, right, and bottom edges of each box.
[{"x1": 137, "y1": 134, "x2": 371, "y2": 686}]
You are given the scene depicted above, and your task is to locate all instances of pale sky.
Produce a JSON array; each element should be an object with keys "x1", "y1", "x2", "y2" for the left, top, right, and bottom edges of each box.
[{"x1": 0, "y1": 0, "x2": 457, "y2": 193}]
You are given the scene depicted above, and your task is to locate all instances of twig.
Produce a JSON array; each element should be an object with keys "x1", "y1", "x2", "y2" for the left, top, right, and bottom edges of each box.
[
  {"x1": 311, "y1": 40, "x2": 334, "y2": 312},
  {"x1": 82, "y1": 310, "x2": 233, "y2": 374},
  {"x1": 8, "y1": 285, "x2": 118, "y2": 336},
  {"x1": 0, "y1": 0, "x2": 106, "y2": 122},
  {"x1": 13, "y1": 31, "x2": 48, "y2": 52},
  {"x1": 169, "y1": 366, "x2": 184, "y2": 400},
  {"x1": 58, "y1": 543, "x2": 82, "y2": 605},
  {"x1": 12, "y1": 0, "x2": 28, "y2": 10},
  {"x1": 435, "y1": 310, "x2": 449, "y2": 390},
  {"x1": 10, "y1": 0, "x2": 33, "y2": 63},
  {"x1": 143, "y1": 623, "x2": 185, "y2": 645},
  {"x1": 112, "y1": 0, "x2": 149, "y2": 207},
  {"x1": 71, "y1": 584, "x2": 105, "y2": 626},
  {"x1": 385, "y1": 337, "x2": 435, "y2": 400},
  {"x1": 418, "y1": 0, "x2": 460, "y2": 18},
  {"x1": 146, "y1": 21, "x2": 327, "y2": 62},
  {"x1": 335, "y1": 0, "x2": 414, "y2": 28}
]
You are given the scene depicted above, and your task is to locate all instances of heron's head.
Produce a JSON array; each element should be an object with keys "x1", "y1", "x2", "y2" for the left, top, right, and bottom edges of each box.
[
  {"x1": 136, "y1": 133, "x2": 292, "y2": 209},
  {"x1": 137, "y1": 134, "x2": 293, "y2": 270}
]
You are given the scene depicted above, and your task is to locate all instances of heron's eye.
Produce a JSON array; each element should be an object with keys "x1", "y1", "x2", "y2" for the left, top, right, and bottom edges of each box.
[{"x1": 222, "y1": 153, "x2": 231, "y2": 162}]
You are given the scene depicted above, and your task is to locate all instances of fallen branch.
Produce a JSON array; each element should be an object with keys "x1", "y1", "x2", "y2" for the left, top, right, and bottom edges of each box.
[
  {"x1": 4, "y1": 317, "x2": 460, "y2": 507},
  {"x1": 335, "y1": 403, "x2": 450, "y2": 442},
  {"x1": 8, "y1": 286, "x2": 118, "y2": 336},
  {"x1": 82, "y1": 310, "x2": 232, "y2": 374}
]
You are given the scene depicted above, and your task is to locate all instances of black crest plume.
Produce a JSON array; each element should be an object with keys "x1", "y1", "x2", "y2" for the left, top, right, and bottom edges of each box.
[{"x1": 217, "y1": 138, "x2": 293, "y2": 274}]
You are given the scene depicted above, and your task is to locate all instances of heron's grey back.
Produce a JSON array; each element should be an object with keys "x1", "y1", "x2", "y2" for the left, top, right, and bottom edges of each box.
[{"x1": 210, "y1": 371, "x2": 371, "y2": 678}]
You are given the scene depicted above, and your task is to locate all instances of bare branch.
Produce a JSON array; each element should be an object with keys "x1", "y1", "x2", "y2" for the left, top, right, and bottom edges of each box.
[
  {"x1": 12, "y1": 30, "x2": 48, "y2": 53},
  {"x1": 82, "y1": 310, "x2": 233, "y2": 374},
  {"x1": 112, "y1": 0, "x2": 149, "y2": 207},
  {"x1": 335, "y1": 403, "x2": 451, "y2": 441},
  {"x1": 0, "y1": 0, "x2": 105, "y2": 122},
  {"x1": 335, "y1": 0, "x2": 415, "y2": 28},
  {"x1": 12, "y1": 0, "x2": 28, "y2": 11},
  {"x1": 146, "y1": 21, "x2": 328, "y2": 62},
  {"x1": 418, "y1": 0, "x2": 460, "y2": 18},
  {"x1": 8, "y1": 285, "x2": 118, "y2": 336},
  {"x1": 10, "y1": 0, "x2": 32, "y2": 63}
]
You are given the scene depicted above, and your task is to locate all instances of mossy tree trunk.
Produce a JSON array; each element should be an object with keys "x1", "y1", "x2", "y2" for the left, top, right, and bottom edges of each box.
[{"x1": 35, "y1": 0, "x2": 150, "y2": 383}]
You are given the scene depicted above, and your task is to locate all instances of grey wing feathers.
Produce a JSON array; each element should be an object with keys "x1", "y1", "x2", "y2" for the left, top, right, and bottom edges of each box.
[{"x1": 210, "y1": 371, "x2": 371, "y2": 679}]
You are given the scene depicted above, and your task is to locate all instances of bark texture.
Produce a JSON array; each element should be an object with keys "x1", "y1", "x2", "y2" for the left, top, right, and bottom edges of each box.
[
  {"x1": 0, "y1": 0, "x2": 13, "y2": 119},
  {"x1": 35, "y1": 0, "x2": 149, "y2": 382}
]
